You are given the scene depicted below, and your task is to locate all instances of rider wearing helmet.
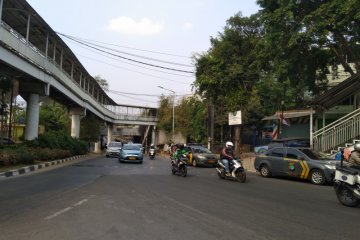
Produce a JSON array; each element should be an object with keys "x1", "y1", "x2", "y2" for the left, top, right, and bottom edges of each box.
[
  {"x1": 149, "y1": 143, "x2": 155, "y2": 155},
  {"x1": 174, "y1": 143, "x2": 189, "y2": 165},
  {"x1": 348, "y1": 143, "x2": 360, "y2": 168},
  {"x1": 220, "y1": 141, "x2": 235, "y2": 176}
]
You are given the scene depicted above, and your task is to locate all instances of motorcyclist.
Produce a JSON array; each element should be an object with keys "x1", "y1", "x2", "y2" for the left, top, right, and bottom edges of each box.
[
  {"x1": 348, "y1": 143, "x2": 360, "y2": 168},
  {"x1": 149, "y1": 144, "x2": 155, "y2": 155},
  {"x1": 220, "y1": 141, "x2": 234, "y2": 176},
  {"x1": 173, "y1": 144, "x2": 189, "y2": 166}
]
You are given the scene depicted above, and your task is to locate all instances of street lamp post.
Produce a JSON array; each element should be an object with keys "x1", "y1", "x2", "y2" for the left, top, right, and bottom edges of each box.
[{"x1": 158, "y1": 86, "x2": 175, "y2": 142}]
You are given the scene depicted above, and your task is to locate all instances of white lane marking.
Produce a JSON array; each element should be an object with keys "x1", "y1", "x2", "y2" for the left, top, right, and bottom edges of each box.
[{"x1": 44, "y1": 198, "x2": 89, "y2": 220}]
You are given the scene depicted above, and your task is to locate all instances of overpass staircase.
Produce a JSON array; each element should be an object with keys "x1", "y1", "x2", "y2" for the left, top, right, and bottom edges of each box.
[{"x1": 313, "y1": 108, "x2": 360, "y2": 153}]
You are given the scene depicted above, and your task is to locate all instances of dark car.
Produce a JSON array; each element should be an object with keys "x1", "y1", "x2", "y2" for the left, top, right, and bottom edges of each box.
[
  {"x1": 188, "y1": 145, "x2": 219, "y2": 167},
  {"x1": 254, "y1": 147, "x2": 337, "y2": 185},
  {"x1": 255, "y1": 137, "x2": 310, "y2": 154},
  {"x1": 268, "y1": 137, "x2": 310, "y2": 149},
  {"x1": 118, "y1": 143, "x2": 143, "y2": 164}
]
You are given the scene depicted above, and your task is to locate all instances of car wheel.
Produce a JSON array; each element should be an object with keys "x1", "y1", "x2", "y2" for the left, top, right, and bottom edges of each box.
[
  {"x1": 260, "y1": 164, "x2": 271, "y2": 178},
  {"x1": 309, "y1": 169, "x2": 326, "y2": 185},
  {"x1": 192, "y1": 159, "x2": 197, "y2": 167}
]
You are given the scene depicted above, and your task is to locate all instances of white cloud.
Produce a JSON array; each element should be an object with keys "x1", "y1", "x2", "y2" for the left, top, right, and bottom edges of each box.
[
  {"x1": 105, "y1": 16, "x2": 163, "y2": 36},
  {"x1": 182, "y1": 22, "x2": 193, "y2": 32}
]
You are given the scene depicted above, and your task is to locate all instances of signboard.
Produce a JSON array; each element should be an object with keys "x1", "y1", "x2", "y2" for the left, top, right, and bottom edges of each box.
[{"x1": 228, "y1": 111, "x2": 242, "y2": 125}]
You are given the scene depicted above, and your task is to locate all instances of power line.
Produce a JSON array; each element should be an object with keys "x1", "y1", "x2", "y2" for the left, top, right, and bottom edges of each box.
[
  {"x1": 57, "y1": 32, "x2": 195, "y2": 74},
  {"x1": 75, "y1": 52, "x2": 193, "y2": 84},
  {"x1": 56, "y1": 32, "x2": 191, "y2": 59},
  {"x1": 108, "y1": 90, "x2": 192, "y2": 97},
  {"x1": 59, "y1": 33, "x2": 193, "y2": 67}
]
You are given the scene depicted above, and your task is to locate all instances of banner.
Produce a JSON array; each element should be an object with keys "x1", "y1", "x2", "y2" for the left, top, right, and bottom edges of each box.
[{"x1": 228, "y1": 111, "x2": 242, "y2": 125}]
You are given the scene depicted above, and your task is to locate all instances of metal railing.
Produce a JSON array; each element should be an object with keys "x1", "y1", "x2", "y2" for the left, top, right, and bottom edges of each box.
[{"x1": 313, "y1": 108, "x2": 360, "y2": 152}]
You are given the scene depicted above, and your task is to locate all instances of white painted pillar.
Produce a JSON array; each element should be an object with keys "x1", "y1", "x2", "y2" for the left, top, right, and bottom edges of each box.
[
  {"x1": 107, "y1": 124, "x2": 113, "y2": 144},
  {"x1": 69, "y1": 108, "x2": 84, "y2": 138},
  {"x1": 151, "y1": 126, "x2": 156, "y2": 145},
  {"x1": 25, "y1": 93, "x2": 40, "y2": 140},
  {"x1": 71, "y1": 114, "x2": 81, "y2": 138}
]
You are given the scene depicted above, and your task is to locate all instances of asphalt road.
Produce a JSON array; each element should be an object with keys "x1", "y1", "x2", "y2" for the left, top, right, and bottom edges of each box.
[{"x1": 0, "y1": 154, "x2": 358, "y2": 240}]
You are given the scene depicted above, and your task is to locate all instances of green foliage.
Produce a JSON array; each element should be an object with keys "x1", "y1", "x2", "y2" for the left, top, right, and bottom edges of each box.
[
  {"x1": 25, "y1": 131, "x2": 88, "y2": 155},
  {"x1": 94, "y1": 75, "x2": 109, "y2": 91},
  {"x1": 257, "y1": 0, "x2": 360, "y2": 94},
  {"x1": 39, "y1": 102, "x2": 70, "y2": 132},
  {"x1": 157, "y1": 95, "x2": 207, "y2": 143},
  {"x1": 80, "y1": 114, "x2": 102, "y2": 142}
]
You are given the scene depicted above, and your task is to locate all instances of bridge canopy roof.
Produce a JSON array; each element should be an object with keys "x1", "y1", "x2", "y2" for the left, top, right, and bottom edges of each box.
[{"x1": 311, "y1": 73, "x2": 360, "y2": 110}]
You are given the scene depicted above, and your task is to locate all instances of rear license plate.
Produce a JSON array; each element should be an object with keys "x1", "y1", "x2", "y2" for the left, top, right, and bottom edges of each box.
[
  {"x1": 129, "y1": 157, "x2": 136, "y2": 160},
  {"x1": 208, "y1": 160, "x2": 215, "y2": 163}
]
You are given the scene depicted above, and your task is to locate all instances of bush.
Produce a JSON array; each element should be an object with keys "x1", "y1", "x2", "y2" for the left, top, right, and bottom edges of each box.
[{"x1": 1, "y1": 131, "x2": 88, "y2": 167}]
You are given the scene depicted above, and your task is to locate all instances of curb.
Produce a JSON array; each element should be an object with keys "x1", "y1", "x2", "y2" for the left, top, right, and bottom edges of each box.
[{"x1": 0, "y1": 155, "x2": 87, "y2": 179}]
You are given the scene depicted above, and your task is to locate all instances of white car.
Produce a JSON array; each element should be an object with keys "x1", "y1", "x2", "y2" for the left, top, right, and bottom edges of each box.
[{"x1": 105, "y1": 141, "x2": 122, "y2": 158}]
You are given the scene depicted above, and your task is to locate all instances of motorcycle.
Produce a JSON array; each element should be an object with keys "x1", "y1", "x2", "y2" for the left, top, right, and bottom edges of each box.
[
  {"x1": 149, "y1": 148, "x2": 155, "y2": 160},
  {"x1": 171, "y1": 154, "x2": 188, "y2": 177},
  {"x1": 216, "y1": 158, "x2": 246, "y2": 183},
  {"x1": 333, "y1": 164, "x2": 360, "y2": 207}
]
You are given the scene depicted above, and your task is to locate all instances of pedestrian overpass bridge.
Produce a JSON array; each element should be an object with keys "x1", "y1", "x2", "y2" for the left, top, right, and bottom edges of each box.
[{"x1": 0, "y1": 0, "x2": 158, "y2": 143}]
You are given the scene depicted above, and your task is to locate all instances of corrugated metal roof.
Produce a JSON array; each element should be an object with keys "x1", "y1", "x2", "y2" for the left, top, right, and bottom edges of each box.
[
  {"x1": 262, "y1": 109, "x2": 315, "y2": 120},
  {"x1": 311, "y1": 73, "x2": 360, "y2": 110}
]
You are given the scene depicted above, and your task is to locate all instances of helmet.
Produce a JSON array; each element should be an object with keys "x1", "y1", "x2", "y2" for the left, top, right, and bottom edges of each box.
[
  {"x1": 354, "y1": 143, "x2": 360, "y2": 152},
  {"x1": 151, "y1": 144, "x2": 154, "y2": 147},
  {"x1": 226, "y1": 141, "x2": 233, "y2": 148},
  {"x1": 177, "y1": 143, "x2": 184, "y2": 149}
]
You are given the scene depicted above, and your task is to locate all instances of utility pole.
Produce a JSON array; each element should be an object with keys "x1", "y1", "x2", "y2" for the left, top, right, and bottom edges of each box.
[{"x1": 207, "y1": 102, "x2": 214, "y2": 151}]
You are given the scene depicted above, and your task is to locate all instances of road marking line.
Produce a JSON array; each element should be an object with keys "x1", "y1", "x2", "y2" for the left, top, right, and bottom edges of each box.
[{"x1": 44, "y1": 198, "x2": 89, "y2": 220}]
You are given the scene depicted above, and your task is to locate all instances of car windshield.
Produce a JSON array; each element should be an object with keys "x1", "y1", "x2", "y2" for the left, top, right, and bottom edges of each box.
[
  {"x1": 108, "y1": 142, "x2": 121, "y2": 147},
  {"x1": 123, "y1": 144, "x2": 140, "y2": 151},
  {"x1": 192, "y1": 147, "x2": 212, "y2": 154},
  {"x1": 299, "y1": 149, "x2": 333, "y2": 160}
]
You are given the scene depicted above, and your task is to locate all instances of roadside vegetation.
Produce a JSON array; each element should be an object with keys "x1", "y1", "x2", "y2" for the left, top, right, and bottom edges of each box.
[{"x1": 0, "y1": 131, "x2": 88, "y2": 168}]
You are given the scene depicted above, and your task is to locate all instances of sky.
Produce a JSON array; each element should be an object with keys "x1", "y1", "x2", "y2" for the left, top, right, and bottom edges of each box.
[{"x1": 26, "y1": 0, "x2": 261, "y2": 108}]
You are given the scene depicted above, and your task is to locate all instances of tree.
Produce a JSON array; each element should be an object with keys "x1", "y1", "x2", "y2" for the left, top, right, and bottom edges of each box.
[
  {"x1": 94, "y1": 75, "x2": 109, "y2": 91},
  {"x1": 257, "y1": 0, "x2": 360, "y2": 95},
  {"x1": 194, "y1": 13, "x2": 269, "y2": 129},
  {"x1": 157, "y1": 95, "x2": 207, "y2": 143},
  {"x1": 39, "y1": 101, "x2": 69, "y2": 132}
]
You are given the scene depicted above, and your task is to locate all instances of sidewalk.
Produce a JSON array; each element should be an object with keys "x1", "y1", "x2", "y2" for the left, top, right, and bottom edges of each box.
[{"x1": 0, "y1": 153, "x2": 99, "y2": 179}]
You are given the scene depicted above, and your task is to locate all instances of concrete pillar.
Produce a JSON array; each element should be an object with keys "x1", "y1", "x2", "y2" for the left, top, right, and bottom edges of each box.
[
  {"x1": 71, "y1": 114, "x2": 81, "y2": 138},
  {"x1": 24, "y1": 93, "x2": 40, "y2": 140},
  {"x1": 107, "y1": 124, "x2": 113, "y2": 144},
  {"x1": 94, "y1": 142, "x2": 101, "y2": 153},
  {"x1": 151, "y1": 126, "x2": 156, "y2": 145},
  {"x1": 69, "y1": 108, "x2": 85, "y2": 138}
]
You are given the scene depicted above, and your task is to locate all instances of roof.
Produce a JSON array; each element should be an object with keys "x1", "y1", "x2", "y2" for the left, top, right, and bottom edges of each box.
[
  {"x1": 311, "y1": 73, "x2": 360, "y2": 110},
  {"x1": 262, "y1": 109, "x2": 315, "y2": 120}
]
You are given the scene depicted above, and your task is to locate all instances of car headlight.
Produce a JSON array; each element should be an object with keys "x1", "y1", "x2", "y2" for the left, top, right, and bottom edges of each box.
[
  {"x1": 197, "y1": 155, "x2": 206, "y2": 159},
  {"x1": 325, "y1": 164, "x2": 336, "y2": 169}
]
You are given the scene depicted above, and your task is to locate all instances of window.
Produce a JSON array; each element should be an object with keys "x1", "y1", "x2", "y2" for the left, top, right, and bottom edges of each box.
[
  {"x1": 268, "y1": 148, "x2": 284, "y2": 157},
  {"x1": 285, "y1": 148, "x2": 300, "y2": 159}
]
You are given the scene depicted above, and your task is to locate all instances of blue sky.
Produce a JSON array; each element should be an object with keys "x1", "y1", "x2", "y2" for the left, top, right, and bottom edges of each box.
[{"x1": 26, "y1": 0, "x2": 260, "y2": 107}]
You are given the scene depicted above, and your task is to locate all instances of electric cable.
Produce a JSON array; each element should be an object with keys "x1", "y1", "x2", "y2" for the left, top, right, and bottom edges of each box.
[
  {"x1": 57, "y1": 32, "x2": 195, "y2": 74},
  {"x1": 56, "y1": 32, "x2": 191, "y2": 59},
  {"x1": 59, "y1": 33, "x2": 193, "y2": 67}
]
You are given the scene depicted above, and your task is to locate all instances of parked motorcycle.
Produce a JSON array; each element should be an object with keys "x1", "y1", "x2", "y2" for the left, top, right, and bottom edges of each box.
[
  {"x1": 333, "y1": 164, "x2": 360, "y2": 207},
  {"x1": 149, "y1": 148, "x2": 155, "y2": 160},
  {"x1": 216, "y1": 158, "x2": 246, "y2": 183},
  {"x1": 171, "y1": 154, "x2": 188, "y2": 177}
]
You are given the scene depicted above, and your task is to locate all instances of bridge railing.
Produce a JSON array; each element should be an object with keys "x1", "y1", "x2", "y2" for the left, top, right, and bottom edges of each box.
[{"x1": 1, "y1": 20, "x2": 159, "y2": 124}]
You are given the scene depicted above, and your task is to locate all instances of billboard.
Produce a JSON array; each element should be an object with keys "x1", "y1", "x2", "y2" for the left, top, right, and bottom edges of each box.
[{"x1": 228, "y1": 111, "x2": 242, "y2": 125}]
